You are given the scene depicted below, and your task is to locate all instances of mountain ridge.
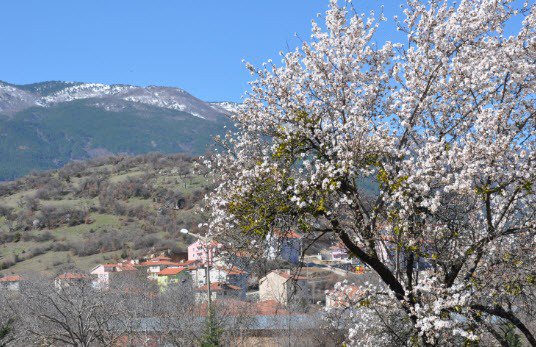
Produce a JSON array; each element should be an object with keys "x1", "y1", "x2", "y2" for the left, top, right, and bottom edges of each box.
[
  {"x1": 0, "y1": 80, "x2": 235, "y2": 180},
  {"x1": 0, "y1": 80, "x2": 233, "y2": 120}
]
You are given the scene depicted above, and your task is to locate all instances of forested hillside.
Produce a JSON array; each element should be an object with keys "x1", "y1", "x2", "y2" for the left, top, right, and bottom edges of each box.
[{"x1": 0, "y1": 80, "x2": 234, "y2": 180}]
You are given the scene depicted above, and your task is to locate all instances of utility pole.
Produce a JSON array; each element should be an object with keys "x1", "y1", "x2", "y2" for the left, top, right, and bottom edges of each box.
[
  {"x1": 180, "y1": 229, "x2": 212, "y2": 313},
  {"x1": 205, "y1": 237, "x2": 212, "y2": 311}
]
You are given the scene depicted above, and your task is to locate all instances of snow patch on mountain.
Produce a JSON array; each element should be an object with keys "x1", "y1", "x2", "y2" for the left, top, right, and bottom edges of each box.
[
  {"x1": 209, "y1": 101, "x2": 243, "y2": 115},
  {"x1": 0, "y1": 81, "x2": 230, "y2": 121},
  {"x1": 41, "y1": 83, "x2": 136, "y2": 104},
  {"x1": 0, "y1": 83, "x2": 38, "y2": 114}
]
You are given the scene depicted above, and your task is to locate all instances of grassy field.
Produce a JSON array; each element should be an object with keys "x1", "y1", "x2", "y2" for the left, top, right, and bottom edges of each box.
[{"x1": 0, "y1": 153, "x2": 209, "y2": 275}]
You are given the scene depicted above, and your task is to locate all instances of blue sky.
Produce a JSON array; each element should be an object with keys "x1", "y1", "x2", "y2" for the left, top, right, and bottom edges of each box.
[
  {"x1": 0, "y1": 0, "x2": 405, "y2": 102},
  {"x1": 0, "y1": 0, "x2": 526, "y2": 102}
]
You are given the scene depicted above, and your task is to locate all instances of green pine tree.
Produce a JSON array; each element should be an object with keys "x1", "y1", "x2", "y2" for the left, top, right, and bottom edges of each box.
[
  {"x1": 200, "y1": 306, "x2": 223, "y2": 347},
  {"x1": 504, "y1": 323, "x2": 523, "y2": 347},
  {"x1": 0, "y1": 319, "x2": 13, "y2": 347}
]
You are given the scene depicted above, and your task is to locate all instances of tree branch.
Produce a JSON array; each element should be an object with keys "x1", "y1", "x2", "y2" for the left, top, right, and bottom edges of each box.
[{"x1": 471, "y1": 305, "x2": 536, "y2": 346}]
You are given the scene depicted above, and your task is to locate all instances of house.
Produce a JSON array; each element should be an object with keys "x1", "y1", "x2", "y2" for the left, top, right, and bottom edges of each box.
[
  {"x1": 226, "y1": 249, "x2": 255, "y2": 270},
  {"x1": 187, "y1": 240, "x2": 222, "y2": 264},
  {"x1": 260, "y1": 267, "x2": 366, "y2": 306},
  {"x1": 321, "y1": 243, "x2": 351, "y2": 263},
  {"x1": 137, "y1": 260, "x2": 182, "y2": 280},
  {"x1": 190, "y1": 265, "x2": 248, "y2": 298},
  {"x1": 150, "y1": 253, "x2": 189, "y2": 263},
  {"x1": 55, "y1": 273, "x2": 89, "y2": 289},
  {"x1": 195, "y1": 282, "x2": 243, "y2": 302},
  {"x1": 325, "y1": 284, "x2": 364, "y2": 309},
  {"x1": 220, "y1": 266, "x2": 248, "y2": 294},
  {"x1": 378, "y1": 235, "x2": 433, "y2": 270},
  {"x1": 266, "y1": 230, "x2": 302, "y2": 264},
  {"x1": 253, "y1": 299, "x2": 291, "y2": 316},
  {"x1": 176, "y1": 259, "x2": 200, "y2": 268},
  {"x1": 156, "y1": 267, "x2": 190, "y2": 289},
  {"x1": 90, "y1": 262, "x2": 139, "y2": 289},
  {"x1": 259, "y1": 270, "x2": 309, "y2": 306},
  {"x1": 0, "y1": 275, "x2": 22, "y2": 291}
]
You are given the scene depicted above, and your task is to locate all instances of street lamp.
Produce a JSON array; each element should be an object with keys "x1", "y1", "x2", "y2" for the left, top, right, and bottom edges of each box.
[{"x1": 180, "y1": 228, "x2": 212, "y2": 312}]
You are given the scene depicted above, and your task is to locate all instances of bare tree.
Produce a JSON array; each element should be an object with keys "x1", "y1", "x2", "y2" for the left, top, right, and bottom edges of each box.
[
  {"x1": 154, "y1": 282, "x2": 201, "y2": 346},
  {"x1": 0, "y1": 291, "x2": 19, "y2": 346},
  {"x1": 106, "y1": 274, "x2": 159, "y2": 347},
  {"x1": 18, "y1": 276, "x2": 123, "y2": 347}
]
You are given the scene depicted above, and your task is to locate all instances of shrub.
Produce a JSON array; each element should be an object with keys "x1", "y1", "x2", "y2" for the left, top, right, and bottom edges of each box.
[
  {"x1": 0, "y1": 205, "x2": 13, "y2": 218},
  {"x1": 34, "y1": 178, "x2": 68, "y2": 200},
  {"x1": 133, "y1": 235, "x2": 159, "y2": 250},
  {"x1": 37, "y1": 206, "x2": 86, "y2": 229},
  {"x1": 52, "y1": 242, "x2": 70, "y2": 252}
]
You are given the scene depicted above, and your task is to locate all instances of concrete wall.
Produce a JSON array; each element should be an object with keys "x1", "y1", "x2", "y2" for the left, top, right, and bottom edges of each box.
[
  {"x1": 259, "y1": 271, "x2": 309, "y2": 306},
  {"x1": 259, "y1": 271, "x2": 289, "y2": 305}
]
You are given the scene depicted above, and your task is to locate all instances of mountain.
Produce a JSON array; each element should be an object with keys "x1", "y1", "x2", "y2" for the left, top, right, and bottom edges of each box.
[
  {"x1": 208, "y1": 101, "x2": 243, "y2": 114},
  {"x1": 0, "y1": 81, "x2": 235, "y2": 180}
]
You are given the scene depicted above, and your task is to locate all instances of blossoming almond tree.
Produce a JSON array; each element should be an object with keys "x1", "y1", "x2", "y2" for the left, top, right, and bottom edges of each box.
[{"x1": 206, "y1": 0, "x2": 536, "y2": 345}]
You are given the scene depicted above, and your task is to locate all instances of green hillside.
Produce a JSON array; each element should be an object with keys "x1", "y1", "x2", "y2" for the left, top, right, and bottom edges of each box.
[{"x1": 0, "y1": 153, "x2": 209, "y2": 275}]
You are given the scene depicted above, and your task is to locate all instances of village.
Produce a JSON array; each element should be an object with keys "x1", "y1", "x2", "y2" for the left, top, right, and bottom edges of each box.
[
  {"x1": 1, "y1": 230, "x2": 368, "y2": 306},
  {"x1": 0, "y1": 230, "x2": 372, "y2": 345}
]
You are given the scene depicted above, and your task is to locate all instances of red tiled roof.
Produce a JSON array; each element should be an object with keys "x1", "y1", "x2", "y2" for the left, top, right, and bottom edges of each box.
[
  {"x1": 234, "y1": 250, "x2": 254, "y2": 257},
  {"x1": 118, "y1": 263, "x2": 137, "y2": 271},
  {"x1": 178, "y1": 259, "x2": 199, "y2": 266},
  {"x1": 326, "y1": 284, "x2": 364, "y2": 307},
  {"x1": 158, "y1": 267, "x2": 186, "y2": 276},
  {"x1": 216, "y1": 265, "x2": 246, "y2": 275},
  {"x1": 273, "y1": 270, "x2": 308, "y2": 280},
  {"x1": 194, "y1": 299, "x2": 248, "y2": 317},
  {"x1": 56, "y1": 273, "x2": 88, "y2": 280},
  {"x1": 103, "y1": 263, "x2": 137, "y2": 271},
  {"x1": 196, "y1": 282, "x2": 241, "y2": 292},
  {"x1": 255, "y1": 300, "x2": 290, "y2": 315},
  {"x1": 138, "y1": 260, "x2": 181, "y2": 267},
  {"x1": 0, "y1": 275, "x2": 22, "y2": 282},
  {"x1": 327, "y1": 284, "x2": 362, "y2": 297}
]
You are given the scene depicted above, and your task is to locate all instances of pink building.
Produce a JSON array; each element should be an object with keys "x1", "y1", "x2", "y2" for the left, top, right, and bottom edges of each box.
[{"x1": 187, "y1": 240, "x2": 221, "y2": 264}]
